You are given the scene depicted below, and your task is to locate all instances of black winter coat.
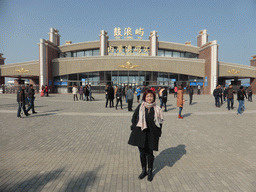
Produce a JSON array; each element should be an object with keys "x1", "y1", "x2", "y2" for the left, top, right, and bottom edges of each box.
[
  {"x1": 27, "y1": 88, "x2": 35, "y2": 99},
  {"x1": 128, "y1": 104, "x2": 162, "y2": 151},
  {"x1": 108, "y1": 87, "x2": 114, "y2": 99}
]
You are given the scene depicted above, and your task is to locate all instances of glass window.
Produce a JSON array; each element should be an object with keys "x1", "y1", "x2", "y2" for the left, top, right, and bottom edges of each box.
[
  {"x1": 165, "y1": 50, "x2": 172, "y2": 57},
  {"x1": 69, "y1": 74, "x2": 77, "y2": 80},
  {"x1": 72, "y1": 52, "x2": 77, "y2": 57},
  {"x1": 93, "y1": 49, "x2": 100, "y2": 56},
  {"x1": 180, "y1": 52, "x2": 185, "y2": 57},
  {"x1": 66, "y1": 52, "x2": 72, "y2": 57},
  {"x1": 85, "y1": 50, "x2": 93, "y2": 56},
  {"x1": 60, "y1": 75, "x2": 68, "y2": 81},
  {"x1": 77, "y1": 51, "x2": 84, "y2": 57},
  {"x1": 158, "y1": 49, "x2": 165, "y2": 56},
  {"x1": 173, "y1": 51, "x2": 180, "y2": 57},
  {"x1": 185, "y1": 52, "x2": 193, "y2": 58}
]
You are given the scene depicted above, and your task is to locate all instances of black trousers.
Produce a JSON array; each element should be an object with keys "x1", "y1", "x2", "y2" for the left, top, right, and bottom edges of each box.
[
  {"x1": 138, "y1": 147, "x2": 154, "y2": 169},
  {"x1": 128, "y1": 99, "x2": 133, "y2": 111},
  {"x1": 160, "y1": 100, "x2": 167, "y2": 111},
  {"x1": 220, "y1": 95, "x2": 223, "y2": 104},
  {"x1": 73, "y1": 94, "x2": 78, "y2": 101},
  {"x1": 79, "y1": 94, "x2": 83, "y2": 100},
  {"x1": 116, "y1": 99, "x2": 122, "y2": 109},
  {"x1": 137, "y1": 95, "x2": 140, "y2": 102},
  {"x1": 189, "y1": 95, "x2": 193, "y2": 104}
]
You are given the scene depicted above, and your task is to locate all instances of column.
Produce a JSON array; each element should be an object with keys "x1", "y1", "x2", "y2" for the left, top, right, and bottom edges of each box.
[
  {"x1": 211, "y1": 40, "x2": 218, "y2": 94},
  {"x1": 197, "y1": 29, "x2": 208, "y2": 47},
  {"x1": 0, "y1": 53, "x2": 6, "y2": 85},
  {"x1": 149, "y1": 31, "x2": 158, "y2": 56},
  {"x1": 39, "y1": 39, "x2": 46, "y2": 89},
  {"x1": 99, "y1": 30, "x2": 108, "y2": 56}
]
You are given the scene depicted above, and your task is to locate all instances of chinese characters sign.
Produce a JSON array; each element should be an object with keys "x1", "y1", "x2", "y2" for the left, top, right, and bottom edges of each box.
[
  {"x1": 114, "y1": 27, "x2": 144, "y2": 40},
  {"x1": 108, "y1": 45, "x2": 149, "y2": 56}
]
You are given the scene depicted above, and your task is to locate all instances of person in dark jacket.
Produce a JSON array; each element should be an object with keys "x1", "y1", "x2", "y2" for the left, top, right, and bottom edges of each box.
[
  {"x1": 115, "y1": 87, "x2": 123, "y2": 110},
  {"x1": 223, "y1": 87, "x2": 227, "y2": 102},
  {"x1": 128, "y1": 89, "x2": 164, "y2": 182},
  {"x1": 226, "y1": 85, "x2": 235, "y2": 110},
  {"x1": 84, "y1": 85, "x2": 89, "y2": 101},
  {"x1": 160, "y1": 87, "x2": 168, "y2": 111},
  {"x1": 237, "y1": 86, "x2": 247, "y2": 115},
  {"x1": 127, "y1": 86, "x2": 134, "y2": 111},
  {"x1": 213, "y1": 85, "x2": 220, "y2": 107},
  {"x1": 247, "y1": 86, "x2": 253, "y2": 102},
  {"x1": 107, "y1": 85, "x2": 114, "y2": 107},
  {"x1": 219, "y1": 85, "x2": 223, "y2": 105},
  {"x1": 17, "y1": 86, "x2": 29, "y2": 118},
  {"x1": 26, "y1": 84, "x2": 37, "y2": 114},
  {"x1": 188, "y1": 86, "x2": 194, "y2": 105}
]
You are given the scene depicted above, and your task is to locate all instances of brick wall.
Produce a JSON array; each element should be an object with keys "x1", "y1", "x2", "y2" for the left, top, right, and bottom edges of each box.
[
  {"x1": 199, "y1": 46, "x2": 212, "y2": 94},
  {"x1": 46, "y1": 45, "x2": 58, "y2": 93},
  {"x1": 250, "y1": 59, "x2": 256, "y2": 94}
]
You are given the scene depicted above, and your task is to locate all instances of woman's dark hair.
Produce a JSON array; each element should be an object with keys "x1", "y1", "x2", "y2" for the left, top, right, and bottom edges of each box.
[{"x1": 142, "y1": 89, "x2": 156, "y2": 102}]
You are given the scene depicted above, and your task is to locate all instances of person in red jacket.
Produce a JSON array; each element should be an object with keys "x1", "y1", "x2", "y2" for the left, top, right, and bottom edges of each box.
[
  {"x1": 150, "y1": 86, "x2": 155, "y2": 92},
  {"x1": 45, "y1": 85, "x2": 49, "y2": 97}
]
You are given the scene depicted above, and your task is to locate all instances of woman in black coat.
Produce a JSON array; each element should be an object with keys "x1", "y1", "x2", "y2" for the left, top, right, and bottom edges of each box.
[{"x1": 128, "y1": 89, "x2": 164, "y2": 182}]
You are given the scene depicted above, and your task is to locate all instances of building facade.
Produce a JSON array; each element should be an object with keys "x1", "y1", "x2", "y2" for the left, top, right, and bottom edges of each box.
[{"x1": 0, "y1": 28, "x2": 256, "y2": 94}]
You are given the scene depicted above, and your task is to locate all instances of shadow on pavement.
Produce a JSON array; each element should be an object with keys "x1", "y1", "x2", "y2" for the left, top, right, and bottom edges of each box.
[
  {"x1": 190, "y1": 102, "x2": 197, "y2": 105},
  {"x1": 154, "y1": 145, "x2": 186, "y2": 176},
  {"x1": 183, "y1": 113, "x2": 192, "y2": 117},
  {"x1": 1, "y1": 168, "x2": 64, "y2": 192}
]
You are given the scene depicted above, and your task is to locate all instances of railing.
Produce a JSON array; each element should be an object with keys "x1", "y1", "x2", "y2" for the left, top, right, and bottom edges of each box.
[{"x1": 0, "y1": 85, "x2": 40, "y2": 94}]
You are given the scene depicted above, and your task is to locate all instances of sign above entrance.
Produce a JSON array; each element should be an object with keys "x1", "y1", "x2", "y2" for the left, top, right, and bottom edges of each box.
[
  {"x1": 108, "y1": 45, "x2": 149, "y2": 56},
  {"x1": 119, "y1": 61, "x2": 139, "y2": 69},
  {"x1": 114, "y1": 27, "x2": 144, "y2": 40}
]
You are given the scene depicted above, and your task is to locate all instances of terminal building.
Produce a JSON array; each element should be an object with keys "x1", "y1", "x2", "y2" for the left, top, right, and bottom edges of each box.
[{"x1": 0, "y1": 28, "x2": 256, "y2": 94}]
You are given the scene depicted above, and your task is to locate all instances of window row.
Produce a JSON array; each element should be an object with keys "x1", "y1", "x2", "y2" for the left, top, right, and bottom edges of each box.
[
  {"x1": 158, "y1": 49, "x2": 198, "y2": 58},
  {"x1": 59, "y1": 49, "x2": 100, "y2": 58}
]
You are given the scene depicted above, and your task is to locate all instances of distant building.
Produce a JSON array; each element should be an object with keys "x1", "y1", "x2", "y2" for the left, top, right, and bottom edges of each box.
[{"x1": 0, "y1": 28, "x2": 255, "y2": 94}]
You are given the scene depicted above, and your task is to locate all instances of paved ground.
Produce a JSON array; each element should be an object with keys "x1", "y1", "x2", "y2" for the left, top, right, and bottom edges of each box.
[{"x1": 0, "y1": 93, "x2": 256, "y2": 192}]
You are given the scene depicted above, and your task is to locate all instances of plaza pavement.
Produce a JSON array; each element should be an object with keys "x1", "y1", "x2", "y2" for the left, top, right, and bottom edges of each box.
[{"x1": 0, "y1": 93, "x2": 256, "y2": 192}]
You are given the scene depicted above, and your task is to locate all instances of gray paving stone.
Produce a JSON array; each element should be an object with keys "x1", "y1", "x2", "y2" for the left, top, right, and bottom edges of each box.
[{"x1": 0, "y1": 93, "x2": 256, "y2": 191}]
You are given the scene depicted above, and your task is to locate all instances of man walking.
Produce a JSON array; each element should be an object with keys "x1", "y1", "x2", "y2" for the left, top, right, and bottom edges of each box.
[
  {"x1": 127, "y1": 86, "x2": 134, "y2": 111},
  {"x1": 247, "y1": 86, "x2": 253, "y2": 102},
  {"x1": 213, "y1": 85, "x2": 220, "y2": 107},
  {"x1": 227, "y1": 85, "x2": 235, "y2": 110},
  {"x1": 26, "y1": 84, "x2": 37, "y2": 114},
  {"x1": 17, "y1": 85, "x2": 30, "y2": 118},
  {"x1": 237, "y1": 86, "x2": 246, "y2": 115},
  {"x1": 189, "y1": 86, "x2": 194, "y2": 105}
]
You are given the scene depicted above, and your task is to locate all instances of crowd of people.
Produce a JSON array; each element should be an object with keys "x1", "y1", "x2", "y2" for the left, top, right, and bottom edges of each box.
[
  {"x1": 72, "y1": 84, "x2": 94, "y2": 101},
  {"x1": 213, "y1": 84, "x2": 253, "y2": 115}
]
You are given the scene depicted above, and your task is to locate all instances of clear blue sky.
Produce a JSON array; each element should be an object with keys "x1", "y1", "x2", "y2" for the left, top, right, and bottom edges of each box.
[{"x1": 1, "y1": 0, "x2": 255, "y2": 66}]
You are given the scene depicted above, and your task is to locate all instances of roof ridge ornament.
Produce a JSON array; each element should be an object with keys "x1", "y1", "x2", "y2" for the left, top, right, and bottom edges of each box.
[{"x1": 227, "y1": 69, "x2": 240, "y2": 74}]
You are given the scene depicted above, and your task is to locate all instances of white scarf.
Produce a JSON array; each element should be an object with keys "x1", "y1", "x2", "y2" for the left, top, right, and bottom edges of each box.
[{"x1": 136, "y1": 101, "x2": 164, "y2": 131}]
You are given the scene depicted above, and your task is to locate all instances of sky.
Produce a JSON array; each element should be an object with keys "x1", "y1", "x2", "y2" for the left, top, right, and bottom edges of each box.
[{"x1": 0, "y1": 0, "x2": 256, "y2": 66}]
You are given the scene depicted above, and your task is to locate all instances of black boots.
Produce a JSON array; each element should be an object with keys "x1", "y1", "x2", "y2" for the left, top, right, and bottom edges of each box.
[
  {"x1": 147, "y1": 168, "x2": 153, "y2": 182},
  {"x1": 138, "y1": 167, "x2": 148, "y2": 179}
]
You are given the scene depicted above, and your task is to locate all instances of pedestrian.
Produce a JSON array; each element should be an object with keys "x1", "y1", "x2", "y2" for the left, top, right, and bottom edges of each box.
[
  {"x1": 136, "y1": 86, "x2": 142, "y2": 103},
  {"x1": 241, "y1": 87, "x2": 247, "y2": 110},
  {"x1": 227, "y1": 84, "x2": 235, "y2": 110},
  {"x1": 219, "y1": 85, "x2": 223, "y2": 105},
  {"x1": 123, "y1": 85, "x2": 127, "y2": 100},
  {"x1": 72, "y1": 85, "x2": 78, "y2": 101},
  {"x1": 223, "y1": 86, "x2": 227, "y2": 102},
  {"x1": 115, "y1": 87, "x2": 123, "y2": 110},
  {"x1": 79, "y1": 86, "x2": 83, "y2": 100},
  {"x1": 247, "y1": 86, "x2": 253, "y2": 102},
  {"x1": 213, "y1": 85, "x2": 220, "y2": 107},
  {"x1": 17, "y1": 85, "x2": 30, "y2": 118},
  {"x1": 161, "y1": 87, "x2": 168, "y2": 111},
  {"x1": 88, "y1": 84, "x2": 94, "y2": 101},
  {"x1": 188, "y1": 86, "x2": 194, "y2": 105},
  {"x1": 45, "y1": 85, "x2": 49, "y2": 97},
  {"x1": 237, "y1": 86, "x2": 247, "y2": 115},
  {"x1": 158, "y1": 86, "x2": 164, "y2": 108},
  {"x1": 40, "y1": 86, "x2": 45, "y2": 97},
  {"x1": 128, "y1": 89, "x2": 164, "y2": 182},
  {"x1": 108, "y1": 85, "x2": 114, "y2": 107},
  {"x1": 26, "y1": 84, "x2": 37, "y2": 114},
  {"x1": 174, "y1": 86, "x2": 178, "y2": 98},
  {"x1": 150, "y1": 86, "x2": 155, "y2": 92},
  {"x1": 84, "y1": 85, "x2": 89, "y2": 101},
  {"x1": 105, "y1": 84, "x2": 109, "y2": 107},
  {"x1": 177, "y1": 85, "x2": 185, "y2": 119},
  {"x1": 197, "y1": 85, "x2": 201, "y2": 95},
  {"x1": 127, "y1": 86, "x2": 134, "y2": 111}
]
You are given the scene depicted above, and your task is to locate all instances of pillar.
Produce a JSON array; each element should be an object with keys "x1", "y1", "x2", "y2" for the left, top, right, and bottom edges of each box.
[
  {"x1": 149, "y1": 31, "x2": 158, "y2": 56},
  {"x1": 197, "y1": 29, "x2": 208, "y2": 47},
  {"x1": 99, "y1": 30, "x2": 108, "y2": 56},
  {"x1": 39, "y1": 39, "x2": 47, "y2": 89},
  {"x1": 0, "y1": 53, "x2": 6, "y2": 85}
]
